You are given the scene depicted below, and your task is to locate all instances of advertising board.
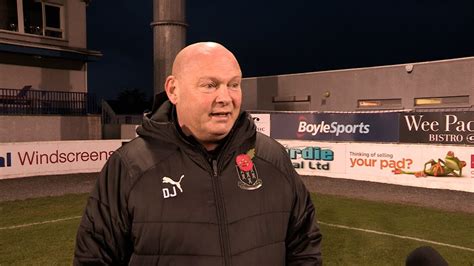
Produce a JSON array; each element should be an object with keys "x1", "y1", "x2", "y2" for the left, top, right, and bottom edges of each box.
[
  {"x1": 0, "y1": 140, "x2": 123, "y2": 179},
  {"x1": 399, "y1": 112, "x2": 474, "y2": 145},
  {"x1": 271, "y1": 112, "x2": 399, "y2": 142},
  {"x1": 249, "y1": 113, "x2": 271, "y2": 136},
  {"x1": 279, "y1": 140, "x2": 473, "y2": 193}
]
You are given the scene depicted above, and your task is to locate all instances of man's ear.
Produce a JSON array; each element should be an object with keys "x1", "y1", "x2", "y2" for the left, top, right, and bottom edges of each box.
[{"x1": 164, "y1": 76, "x2": 178, "y2": 104}]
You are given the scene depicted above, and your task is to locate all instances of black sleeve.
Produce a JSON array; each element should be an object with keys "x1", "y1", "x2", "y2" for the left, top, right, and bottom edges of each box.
[
  {"x1": 73, "y1": 152, "x2": 133, "y2": 265},
  {"x1": 286, "y1": 169, "x2": 323, "y2": 266}
]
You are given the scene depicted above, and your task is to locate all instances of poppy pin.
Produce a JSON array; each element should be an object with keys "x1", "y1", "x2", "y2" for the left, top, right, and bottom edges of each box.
[{"x1": 235, "y1": 148, "x2": 262, "y2": 190}]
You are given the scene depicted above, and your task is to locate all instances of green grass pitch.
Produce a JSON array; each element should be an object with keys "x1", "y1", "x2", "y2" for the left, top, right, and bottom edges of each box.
[{"x1": 0, "y1": 193, "x2": 472, "y2": 265}]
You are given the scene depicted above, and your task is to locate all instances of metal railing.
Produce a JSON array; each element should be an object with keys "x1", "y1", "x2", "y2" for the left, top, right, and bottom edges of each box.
[{"x1": 0, "y1": 87, "x2": 98, "y2": 115}]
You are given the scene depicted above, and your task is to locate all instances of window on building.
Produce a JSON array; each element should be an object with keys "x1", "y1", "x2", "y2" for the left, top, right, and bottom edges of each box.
[
  {"x1": 358, "y1": 98, "x2": 402, "y2": 108},
  {"x1": 272, "y1": 95, "x2": 311, "y2": 103},
  {"x1": 23, "y1": 0, "x2": 43, "y2": 35},
  {"x1": 44, "y1": 3, "x2": 62, "y2": 37},
  {"x1": 0, "y1": 0, "x2": 63, "y2": 39},
  {"x1": 0, "y1": 0, "x2": 18, "y2": 31},
  {"x1": 415, "y1": 96, "x2": 469, "y2": 106},
  {"x1": 272, "y1": 95, "x2": 311, "y2": 111}
]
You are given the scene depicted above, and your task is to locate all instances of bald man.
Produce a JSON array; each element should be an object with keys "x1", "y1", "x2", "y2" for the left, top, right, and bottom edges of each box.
[{"x1": 74, "y1": 42, "x2": 322, "y2": 265}]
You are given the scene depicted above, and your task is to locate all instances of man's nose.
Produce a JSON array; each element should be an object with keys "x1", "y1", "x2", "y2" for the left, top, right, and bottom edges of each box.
[{"x1": 215, "y1": 86, "x2": 232, "y2": 104}]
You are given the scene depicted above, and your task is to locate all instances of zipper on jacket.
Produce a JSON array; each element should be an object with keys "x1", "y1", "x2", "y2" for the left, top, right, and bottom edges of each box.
[
  {"x1": 212, "y1": 160, "x2": 218, "y2": 177},
  {"x1": 211, "y1": 159, "x2": 231, "y2": 266}
]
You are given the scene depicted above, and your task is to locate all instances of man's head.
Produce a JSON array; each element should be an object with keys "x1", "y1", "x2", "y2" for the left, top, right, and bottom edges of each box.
[{"x1": 164, "y1": 42, "x2": 242, "y2": 150}]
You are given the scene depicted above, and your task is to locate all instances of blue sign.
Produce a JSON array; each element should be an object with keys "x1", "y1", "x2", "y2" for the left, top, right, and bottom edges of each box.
[{"x1": 271, "y1": 113, "x2": 399, "y2": 142}]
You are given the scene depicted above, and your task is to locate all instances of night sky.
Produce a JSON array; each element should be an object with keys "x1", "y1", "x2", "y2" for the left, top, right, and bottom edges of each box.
[{"x1": 86, "y1": 1, "x2": 474, "y2": 101}]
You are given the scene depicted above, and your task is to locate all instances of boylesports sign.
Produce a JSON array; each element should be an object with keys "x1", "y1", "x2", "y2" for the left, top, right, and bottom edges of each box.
[{"x1": 271, "y1": 113, "x2": 399, "y2": 142}]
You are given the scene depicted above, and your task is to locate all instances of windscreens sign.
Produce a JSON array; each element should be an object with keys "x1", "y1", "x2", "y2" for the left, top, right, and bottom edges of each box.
[
  {"x1": 271, "y1": 113, "x2": 399, "y2": 142},
  {"x1": 0, "y1": 140, "x2": 123, "y2": 179},
  {"x1": 400, "y1": 112, "x2": 474, "y2": 145}
]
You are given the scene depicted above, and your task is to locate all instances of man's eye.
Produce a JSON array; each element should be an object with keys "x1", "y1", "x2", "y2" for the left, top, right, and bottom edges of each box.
[
  {"x1": 229, "y1": 83, "x2": 240, "y2": 90},
  {"x1": 203, "y1": 83, "x2": 217, "y2": 89}
]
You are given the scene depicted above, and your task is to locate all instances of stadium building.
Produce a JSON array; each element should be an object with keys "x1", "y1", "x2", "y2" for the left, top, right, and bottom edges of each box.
[
  {"x1": 241, "y1": 57, "x2": 474, "y2": 112},
  {"x1": 0, "y1": 0, "x2": 102, "y2": 142}
]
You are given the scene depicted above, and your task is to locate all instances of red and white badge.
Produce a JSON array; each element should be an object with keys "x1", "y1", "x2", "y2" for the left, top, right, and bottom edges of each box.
[{"x1": 235, "y1": 148, "x2": 262, "y2": 190}]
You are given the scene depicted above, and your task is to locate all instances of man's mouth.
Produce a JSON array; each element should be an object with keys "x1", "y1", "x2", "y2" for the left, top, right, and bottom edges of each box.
[{"x1": 210, "y1": 112, "x2": 231, "y2": 117}]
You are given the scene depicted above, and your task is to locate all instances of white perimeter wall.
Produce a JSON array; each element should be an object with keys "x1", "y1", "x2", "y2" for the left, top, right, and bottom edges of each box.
[
  {"x1": 1, "y1": 125, "x2": 472, "y2": 193},
  {"x1": 251, "y1": 113, "x2": 473, "y2": 193}
]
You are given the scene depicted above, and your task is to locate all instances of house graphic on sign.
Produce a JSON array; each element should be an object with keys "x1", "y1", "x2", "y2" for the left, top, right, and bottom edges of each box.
[{"x1": 0, "y1": 152, "x2": 12, "y2": 167}]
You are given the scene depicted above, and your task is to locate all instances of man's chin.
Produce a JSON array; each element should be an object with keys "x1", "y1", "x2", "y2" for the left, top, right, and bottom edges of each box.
[
  {"x1": 207, "y1": 123, "x2": 232, "y2": 135},
  {"x1": 204, "y1": 128, "x2": 232, "y2": 141},
  {"x1": 210, "y1": 131, "x2": 230, "y2": 140}
]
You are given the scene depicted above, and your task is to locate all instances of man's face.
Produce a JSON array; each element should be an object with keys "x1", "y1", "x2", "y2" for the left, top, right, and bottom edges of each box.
[{"x1": 172, "y1": 50, "x2": 242, "y2": 147}]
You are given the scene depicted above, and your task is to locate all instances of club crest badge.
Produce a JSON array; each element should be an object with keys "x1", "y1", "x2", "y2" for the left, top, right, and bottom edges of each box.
[{"x1": 235, "y1": 149, "x2": 262, "y2": 190}]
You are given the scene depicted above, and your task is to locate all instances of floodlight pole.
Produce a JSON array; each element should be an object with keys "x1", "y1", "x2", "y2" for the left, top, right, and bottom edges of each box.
[{"x1": 151, "y1": 0, "x2": 187, "y2": 95}]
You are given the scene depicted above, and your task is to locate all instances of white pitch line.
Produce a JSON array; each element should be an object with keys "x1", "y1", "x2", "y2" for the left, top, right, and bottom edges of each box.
[
  {"x1": 0, "y1": 216, "x2": 81, "y2": 230},
  {"x1": 1, "y1": 217, "x2": 473, "y2": 253},
  {"x1": 319, "y1": 221, "x2": 474, "y2": 252}
]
